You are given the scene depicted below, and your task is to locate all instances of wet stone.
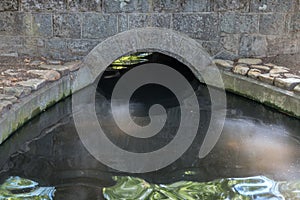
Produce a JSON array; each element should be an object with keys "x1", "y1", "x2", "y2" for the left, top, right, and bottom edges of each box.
[
  {"x1": 213, "y1": 59, "x2": 234, "y2": 70},
  {"x1": 258, "y1": 73, "x2": 274, "y2": 85},
  {"x1": 3, "y1": 87, "x2": 31, "y2": 98},
  {"x1": 238, "y1": 58, "x2": 263, "y2": 65},
  {"x1": 274, "y1": 78, "x2": 300, "y2": 90},
  {"x1": 27, "y1": 70, "x2": 61, "y2": 82},
  {"x1": 233, "y1": 64, "x2": 249, "y2": 75},
  {"x1": 247, "y1": 69, "x2": 261, "y2": 79},
  {"x1": 17, "y1": 79, "x2": 46, "y2": 91},
  {"x1": 250, "y1": 65, "x2": 270, "y2": 72}
]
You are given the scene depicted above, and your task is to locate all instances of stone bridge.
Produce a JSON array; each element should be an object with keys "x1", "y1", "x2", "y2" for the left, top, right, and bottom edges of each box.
[
  {"x1": 0, "y1": 0, "x2": 299, "y2": 60},
  {"x1": 0, "y1": 0, "x2": 300, "y2": 144}
]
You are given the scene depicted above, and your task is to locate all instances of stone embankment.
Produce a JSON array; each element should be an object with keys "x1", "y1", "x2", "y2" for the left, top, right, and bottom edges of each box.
[
  {"x1": 214, "y1": 58, "x2": 300, "y2": 93},
  {"x1": 0, "y1": 56, "x2": 299, "y2": 144}
]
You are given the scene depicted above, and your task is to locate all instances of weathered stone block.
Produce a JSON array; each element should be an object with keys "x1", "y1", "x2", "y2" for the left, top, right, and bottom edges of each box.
[
  {"x1": 239, "y1": 35, "x2": 267, "y2": 57},
  {"x1": 68, "y1": 0, "x2": 101, "y2": 12},
  {"x1": 247, "y1": 69, "x2": 261, "y2": 79},
  {"x1": 192, "y1": 0, "x2": 211, "y2": 12},
  {"x1": 118, "y1": 14, "x2": 128, "y2": 32},
  {"x1": 152, "y1": 0, "x2": 188, "y2": 12},
  {"x1": 200, "y1": 41, "x2": 223, "y2": 56},
  {"x1": 250, "y1": 0, "x2": 295, "y2": 12},
  {"x1": 266, "y1": 36, "x2": 298, "y2": 56},
  {"x1": 67, "y1": 39, "x2": 101, "y2": 55},
  {"x1": 250, "y1": 65, "x2": 270, "y2": 71},
  {"x1": 258, "y1": 73, "x2": 274, "y2": 84},
  {"x1": 290, "y1": 13, "x2": 300, "y2": 32},
  {"x1": 220, "y1": 12, "x2": 235, "y2": 33},
  {"x1": 27, "y1": 70, "x2": 61, "y2": 81},
  {"x1": 294, "y1": 84, "x2": 300, "y2": 94},
  {"x1": 0, "y1": 13, "x2": 30, "y2": 36},
  {"x1": 151, "y1": 14, "x2": 171, "y2": 28},
  {"x1": 213, "y1": 0, "x2": 249, "y2": 11},
  {"x1": 128, "y1": 13, "x2": 171, "y2": 29},
  {"x1": 259, "y1": 14, "x2": 285, "y2": 35},
  {"x1": 237, "y1": 14, "x2": 259, "y2": 34},
  {"x1": 128, "y1": 14, "x2": 151, "y2": 28},
  {"x1": 0, "y1": 0, "x2": 18, "y2": 11},
  {"x1": 21, "y1": 0, "x2": 66, "y2": 11},
  {"x1": 275, "y1": 78, "x2": 300, "y2": 90},
  {"x1": 82, "y1": 14, "x2": 117, "y2": 39},
  {"x1": 221, "y1": 13, "x2": 258, "y2": 34},
  {"x1": 173, "y1": 13, "x2": 219, "y2": 41},
  {"x1": 220, "y1": 33, "x2": 239, "y2": 54},
  {"x1": 53, "y1": 14, "x2": 82, "y2": 38},
  {"x1": 238, "y1": 58, "x2": 262, "y2": 65},
  {"x1": 233, "y1": 64, "x2": 249, "y2": 75},
  {"x1": 215, "y1": 50, "x2": 239, "y2": 60},
  {"x1": 45, "y1": 38, "x2": 67, "y2": 51},
  {"x1": 32, "y1": 14, "x2": 53, "y2": 37},
  {"x1": 213, "y1": 59, "x2": 234, "y2": 70},
  {"x1": 17, "y1": 79, "x2": 46, "y2": 91},
  {"x1": 0, "y1": 37, "x2": 23, "y2": 48},
  {"x1": 24, "y1": 37, "x2": 44, "y2": 48},
  {"x1": 103, "y1": 0, "x2": 149, "y2": 13}
]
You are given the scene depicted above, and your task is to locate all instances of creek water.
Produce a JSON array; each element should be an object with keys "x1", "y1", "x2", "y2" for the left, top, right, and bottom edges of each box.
[
  {"x1": 0, "y1": 82, "x2": 299, "y2": 199},
  {"x1": 0, "y1": 54, "x2": 299, "y2": 199}
]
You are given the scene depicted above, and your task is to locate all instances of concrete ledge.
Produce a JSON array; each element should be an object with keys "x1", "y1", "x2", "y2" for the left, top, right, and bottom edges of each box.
[
  {"x1": 0, "y1": 64, "x2": 299, "y2": 146},
  {"x1": 0, "y1": 74, "x2": 73, "y2": 143},
  {"x1": 220, "y1": 71, "x2": 300, "y2": 119}
]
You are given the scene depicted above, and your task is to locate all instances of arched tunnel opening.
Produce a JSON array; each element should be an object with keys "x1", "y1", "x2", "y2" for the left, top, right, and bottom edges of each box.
[
  {"x1": 97, "y1": 52, "x2": 201, "y2": 104},
  {"x1": 94, "y1": 52, "x2": 212, "y2": 155}
]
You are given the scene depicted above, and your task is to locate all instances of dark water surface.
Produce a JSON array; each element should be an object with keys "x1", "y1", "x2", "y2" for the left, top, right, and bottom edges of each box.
[
  {"x1": 0, "y1": 51, "x2": 300, "y2": 199},
  {"x1": 0, "y1": 80, "x2": 299, "y2": 199}
]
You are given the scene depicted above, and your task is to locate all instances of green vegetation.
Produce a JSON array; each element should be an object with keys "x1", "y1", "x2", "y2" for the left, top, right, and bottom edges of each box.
[
  {"x1": 103, "y1": 176, "x2": 300, "y2": 200},
  {"x1": 0, "y1": 177, "x2": 55, "y2": 200},
  {"x1": 111, "y1": 52, "x2": 152, "y2": 68}
]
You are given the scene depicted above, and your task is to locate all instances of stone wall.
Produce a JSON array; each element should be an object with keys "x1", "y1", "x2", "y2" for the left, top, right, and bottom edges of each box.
[{"x1": 0, "y1": 0, "x2": 299, "y2": 60}]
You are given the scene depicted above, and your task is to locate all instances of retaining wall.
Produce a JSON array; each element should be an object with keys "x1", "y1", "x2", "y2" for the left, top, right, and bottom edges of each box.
[{"x1": 0, "y1": 0, "x2": 299, "y2": 60}]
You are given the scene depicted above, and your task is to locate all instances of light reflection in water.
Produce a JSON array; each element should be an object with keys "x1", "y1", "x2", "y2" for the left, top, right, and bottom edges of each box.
[
  {"x1": 103, "y1": 175, "x2": 300, "y2": 200},
  {"x1": 0, "y1": 52, "x2": 299, "y2": 199},
  {"x1": 0, "y1": 176, "x2": 55, "y2": 200}
]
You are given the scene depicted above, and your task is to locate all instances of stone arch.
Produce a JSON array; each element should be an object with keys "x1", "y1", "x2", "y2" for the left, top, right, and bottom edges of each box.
[
  {"x1": 73, "y1": 27, "x2": 221, "y2": 91},
  {"x1": 72, "y1": 27, "x2": 227, "y2": 160}
]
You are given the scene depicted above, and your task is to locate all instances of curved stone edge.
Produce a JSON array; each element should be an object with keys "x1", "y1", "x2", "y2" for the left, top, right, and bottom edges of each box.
[
  {"x1": 0, "y1": 63, "x2": 299, "y2": 146},
  {"x1": 0, "y1": 73, "x2": 74, "y2": 144},
  {"x1": 213, "y1": 70, "x2": 300, "y2": 119}
]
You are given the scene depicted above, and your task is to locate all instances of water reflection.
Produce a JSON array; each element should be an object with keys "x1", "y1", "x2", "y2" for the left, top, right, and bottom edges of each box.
[
  {"x1": 0, "y1": 52, "x2": 299, "y2": 199},
  {"x1": 103, "y1": 175, "x2": 300, "y2": 200},
  {"x1": 0, "y1": 176, "x2": 55, "y2": 199}
]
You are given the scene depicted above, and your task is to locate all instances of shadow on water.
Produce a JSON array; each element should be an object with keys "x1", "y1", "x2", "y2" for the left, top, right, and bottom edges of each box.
[{"x1": 0, "y1": 53, "x2": 299, "y2": 199}]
